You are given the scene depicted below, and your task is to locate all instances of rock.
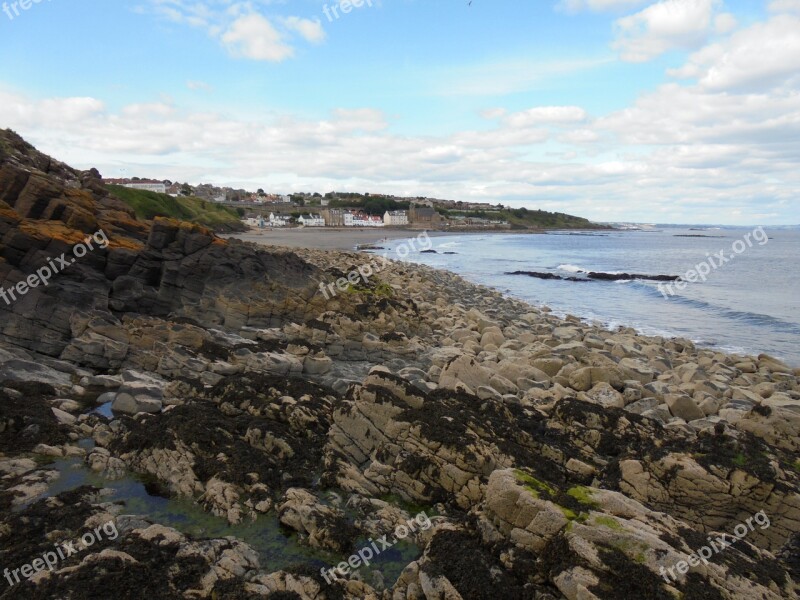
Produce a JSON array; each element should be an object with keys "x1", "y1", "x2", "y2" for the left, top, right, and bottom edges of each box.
[
  {"x1": 51, "y1": 407, "x2": 76, "y2": 425},
  {"x1": 33, "y1": 443, "x2": 64, "y2": 457},
  {"x1": 57, "y1": 399, "x2": 81, "y2": 412},
  {"x1": 665, "y1": 394, "x2": 705, "y2": 421},
  {"x1": 625, "y1": 397, "x2": 661, "y2": 415},
  {"x1": 532, "y1": 358, "x2": 564, "y2": 377},
  {"x1": 480, "y1": 328, "x2": 505, "y2": 348},
  {"x1": 95, "y1": 391, "x2": 118, "y2": 407},
  {"x1": 477, "y1": 386, "x2": 503, "y2": 401},
  {"x1": 111, "y1": 393, "x2": 162, "y2": 415},
  {"x1": 488, "y1": 374, "x2": 517, "y2": 395},
  {"x1": 698, "y1": 395, "x2": 723, "y2": 416},
  {"x1": 303, "y1": 354, "x2": 333, "y2": 375},
  {"x1": 277, "y1": 488, "x2": 354, "y2": 552},
  {"x1": 0, "y1": 359, "x2": 71, "y2": 389},
  {"x1": 618, "y1": 358, "x2": 656, "y2": 384},
  {"x1": 580, "y1": 383, "x2": 624, "y2": 409},
  {"x1": 438, "y1": 355, "x2": 493, "y2": 392},
  {"x1": 482, "y1": 469, "x2": 568, "y2": 553},
  {"x1": 568, "y1": 367, "x2": 622, "y2": 392}
]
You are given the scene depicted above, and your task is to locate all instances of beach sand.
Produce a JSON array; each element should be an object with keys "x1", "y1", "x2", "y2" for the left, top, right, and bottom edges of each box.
[{"x1": 221, "y1": 227, "x2": 454, "y2": 250}]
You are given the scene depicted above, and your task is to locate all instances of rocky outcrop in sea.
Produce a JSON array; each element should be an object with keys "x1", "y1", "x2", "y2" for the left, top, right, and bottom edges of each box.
[{"x1": 1, "y1": 130, "x2": 799, "y2": 599}]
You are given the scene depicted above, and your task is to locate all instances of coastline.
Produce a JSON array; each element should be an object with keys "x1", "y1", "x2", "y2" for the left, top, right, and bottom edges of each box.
[
  {"x1": 220, "y1": 227, "x2": 456, "y2": 250},
  {"x1": 3, "y1": 222, "x2": 800, "y2": 598},
  {"x1": 231, "y1": 227, "x2": 800, "y2": 368},
  {"x1": 220, "y1": 226, "x2": 608, "y2": 251},
  {"x1": 2, "y1": 128, "x2": 799, "y2": 599}
]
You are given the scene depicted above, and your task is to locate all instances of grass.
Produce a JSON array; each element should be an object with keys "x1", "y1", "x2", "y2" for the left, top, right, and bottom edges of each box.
[
  {"x1": 567, "y1": 486, "x2": 599, "y2": 508},
  {"x1": 514, "y1": 469, "x2": 556, "y2": 498},
  {"x1": 558, "y1": 506, "x2": 578, "y2": 520},
  {"x1": 107, "y1": 185, "x2": 245, "y2": 232},
  {"x1": 732, "y1": 453, "x2": 748, "y2": 467},
  {"x1": 593, "y1": 516, "x2": 623, "y2": 531},
  {"x1": 435, "y1": 207, "x2": 606, "y2": 230}
]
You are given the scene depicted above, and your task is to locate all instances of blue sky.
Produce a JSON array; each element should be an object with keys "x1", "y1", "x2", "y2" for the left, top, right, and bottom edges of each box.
[{"x1": 1, "y1": 0, "x2": 799, "y2": 224}]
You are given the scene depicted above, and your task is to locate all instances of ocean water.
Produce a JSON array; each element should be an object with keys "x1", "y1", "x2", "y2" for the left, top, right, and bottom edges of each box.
[{"x1": 381, "y1": 226, "x2": 800, "y2": 367}]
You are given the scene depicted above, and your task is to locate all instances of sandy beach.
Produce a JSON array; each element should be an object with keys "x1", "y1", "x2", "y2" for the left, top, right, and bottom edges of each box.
[{"x1": 222, "y1": 227, "x2": 458, "y2": 250}]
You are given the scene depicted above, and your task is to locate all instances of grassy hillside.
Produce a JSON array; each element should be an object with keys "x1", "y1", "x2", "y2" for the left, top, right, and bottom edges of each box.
[
  {"x1": 436, "y1": 206, "x2": 607, "y2": 230},
  {"x1": 107, "y1": 185, "x2": 245, "y2": 233}
]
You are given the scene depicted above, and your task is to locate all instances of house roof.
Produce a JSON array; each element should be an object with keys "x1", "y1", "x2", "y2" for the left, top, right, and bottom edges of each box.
[{"x1": 413, "y1": 207, "x2": 437, "y2": 217}]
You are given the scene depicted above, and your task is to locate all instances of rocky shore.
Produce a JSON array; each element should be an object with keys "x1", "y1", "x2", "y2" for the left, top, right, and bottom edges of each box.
[{"x1": 1, "y1": 129, "x2": 800, "y2": 599}]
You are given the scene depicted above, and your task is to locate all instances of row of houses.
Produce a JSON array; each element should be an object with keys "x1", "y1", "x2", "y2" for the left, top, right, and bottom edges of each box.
[
  {"x1": 319, "y1": 209, "x2": 413, "y2": 227},
  {"x1": 244, "y1": 205, "x2": 447, "y2": 229},
  {"x1": 244, "y1": 214, "x2": 293, "y2": 228},
  {"x1": 294, "y1": 211, "x2": 386, "y2": 227}
]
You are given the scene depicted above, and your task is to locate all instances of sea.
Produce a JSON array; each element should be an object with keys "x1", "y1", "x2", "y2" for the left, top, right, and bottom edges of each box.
[{"x1": 379, "y1": 225, "x2": 800, "y2": 367}]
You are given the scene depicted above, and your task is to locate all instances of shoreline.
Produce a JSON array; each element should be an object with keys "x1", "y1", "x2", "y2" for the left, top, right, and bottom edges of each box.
[
  {"x1": 220, "y1": 226, "x2": 616, "y2": 251},
  {"x1": 231, "y1": 229, "x2": 800, "y2": 368}
]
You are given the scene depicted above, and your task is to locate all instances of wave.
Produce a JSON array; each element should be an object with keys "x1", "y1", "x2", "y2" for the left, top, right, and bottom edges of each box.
[
  {"x1": 557, "y1": 264, "x2": 584, "y2": 273},
  {"x1": 557, "y1": 265, "x2": 637, "y2": 277},
  {"x1": 637, "y1": 285, "x2": 800, "y2": 335}
]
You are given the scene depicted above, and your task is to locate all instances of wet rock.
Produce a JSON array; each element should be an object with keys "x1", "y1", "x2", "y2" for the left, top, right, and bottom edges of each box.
[{"x1": 277, "y1": 488, "x2": 356, "y2": 552}]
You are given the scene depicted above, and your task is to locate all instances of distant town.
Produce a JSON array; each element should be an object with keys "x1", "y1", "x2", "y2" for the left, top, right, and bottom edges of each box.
[
  {"x1": 101, "y1": 178, "x2": 516, "y2": 230},
  {"x1": 101, "y1": 177, "x2": 601, "y2": 231}
]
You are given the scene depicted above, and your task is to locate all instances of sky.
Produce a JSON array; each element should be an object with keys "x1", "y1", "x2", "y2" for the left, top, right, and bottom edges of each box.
[{"x1": 0, "y1": 0, "x2": 799, "y2": 225}]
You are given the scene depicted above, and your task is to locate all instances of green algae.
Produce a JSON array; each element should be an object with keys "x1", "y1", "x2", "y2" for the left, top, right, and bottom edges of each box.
[{"x1": 513, "y1": 469, "x2": 555, "y2": 498}]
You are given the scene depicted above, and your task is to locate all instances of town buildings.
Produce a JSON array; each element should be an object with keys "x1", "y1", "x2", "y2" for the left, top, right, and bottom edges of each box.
[
  {"x1": 383, "y1": 210, "x2": 409, "y2": 226},
  {"x1": 298, "y1": 214, "x2": 325, "y2": 227},
  {"x1": 409, "y1": 204, "x2": 442, "y2": 227},
  {"x1": 268, "y1": 213, "x2": 292, "y2": 227}
]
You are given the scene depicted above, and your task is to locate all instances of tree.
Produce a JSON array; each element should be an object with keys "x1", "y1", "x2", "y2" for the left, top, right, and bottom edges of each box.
[{"x1": 180, "y1": 183, "x2": 192, "y2": 196}]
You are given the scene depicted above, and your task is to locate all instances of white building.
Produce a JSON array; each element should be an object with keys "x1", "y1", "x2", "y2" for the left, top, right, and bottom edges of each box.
[
  {"x1": 124, "y1": 181, "x2": 167, "y2": 194},
  {"x1": 244, "y1": 215, "x2": 266, "y2": 228},
  {"x1": 384, "y1": 210, "x2": 409, "y2": 226},
  {"x1": 268, "y1": 213, "x2": 291, "y2": 227},
  {"x1": 298, "y1": 214, "x2": 325, "y2": 227},
  {"x1": 343, "y1": 212, "x2": 355, "y2": 227},
  {"x1": 351, "y1": 214, "x2": 384, "y2": 227}
]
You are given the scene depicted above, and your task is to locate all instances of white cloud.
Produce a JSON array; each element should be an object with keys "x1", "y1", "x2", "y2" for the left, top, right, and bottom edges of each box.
[
  {"x1": 506, "y1": 106, "x2": 587, "y2": 127},
  {"x1": 669, "y1": 15, "x2": 800, "y2": 91},
  {"x1": 560, "y1": 129, "x2": 601, "y2": 143},
  {"x1": 714, "y1": 12, "x2": 737, "y2": 33},
  {"x1": 3, "y1": 7, "x2": 800, "y2": 227},
  {"x1": 769, "y1": 0, "x2": 800, "y2": 14},
  {"x1": 480, "y1": 108, "x2": 508, "y2": 120},
  {"x1": 613, "y1": 0, "x2": 723, "y2": 62},
  {"x1": 221, "y1": 14, "x2": 294, "y2": 62},
  {"x1": 187, "y1": 80, "x2": 212, "y2": 91},
  {"x1": 281, "y1": 17, "x2": 326, "y2": 45},
  {"x1": 144, "y1": 1, "x2": 326, "y2": 62},
  {"x1": 557, "y1": 0, "x2": 649, "y2": 12},
  {"x1": 329, "y1": 108, "x2": 388, "y2": 132}
]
